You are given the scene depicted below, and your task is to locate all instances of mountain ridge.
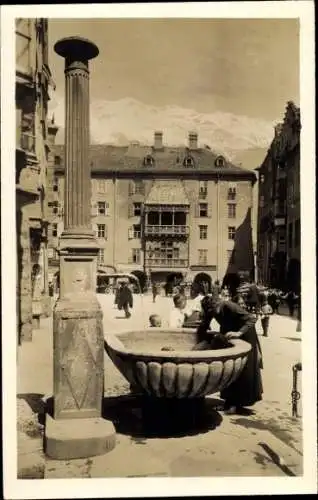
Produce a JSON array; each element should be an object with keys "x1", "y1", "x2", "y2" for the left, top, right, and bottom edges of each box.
[{"x1": 49, "y1": 95, "x2": 273, "y2": 167}]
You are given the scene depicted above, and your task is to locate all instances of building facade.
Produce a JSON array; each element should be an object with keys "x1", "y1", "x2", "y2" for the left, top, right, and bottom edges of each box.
[
  {"x1": 48, "y1": 131, "x2": 257, "y2": 291},
  {"x1": 16, "y1": 18, "x2": 53, "y2": 342},
  {"x1": 257, "y1": 101, "x2": 301, "y2": 292}
]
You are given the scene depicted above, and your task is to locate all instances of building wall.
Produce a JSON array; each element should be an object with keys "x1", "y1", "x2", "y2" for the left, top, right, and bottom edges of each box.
[
  {"x1": 16, "y1": 18, "x2": 51, "y2": 342},
  {"x1": 256, "y1": 101, "x2": 300, "y2": 291},
  {"x1": 49, "y1": 172, "x2": 255, "y2": 286}
]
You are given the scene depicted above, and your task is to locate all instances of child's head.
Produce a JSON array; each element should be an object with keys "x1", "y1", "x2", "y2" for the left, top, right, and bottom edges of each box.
[
  {"x1": 149, "y1": 314, "x2": 162, "y2": 327},
  {"x1": 173, "y1": 293, "x2": 186, "y2": 310}
]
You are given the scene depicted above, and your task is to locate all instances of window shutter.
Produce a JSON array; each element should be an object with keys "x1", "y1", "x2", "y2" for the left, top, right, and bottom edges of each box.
[
  {"x1": 105, "y1": 225, "x2": 108, "y2": 240},
  {"x1": 93, "y1": 223, "x2": 98, "y2": 236},
  {"x1": 194, "y1": 203, "x2": 200, "y2": 218},
  {"x1": 208, "y1": 204, "x2": 212, "y2": 218},
  {"x1": 128, "y1": 227, "x2": 133, "y2": 240},
  {"x1": 105, "y1": 201, "x2": 110, "y2": 216},
  {"x1": 128, "y1": 203, "x2": 134, "y2": 218}
]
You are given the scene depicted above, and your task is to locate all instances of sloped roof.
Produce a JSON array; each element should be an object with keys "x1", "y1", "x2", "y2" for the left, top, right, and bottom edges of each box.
[
  {"x1": 53, "y1": 144, "x2": 256, "y2": 180},
  {"x1": 145, "y1": 180, "x2": 190, "y2": 205}
]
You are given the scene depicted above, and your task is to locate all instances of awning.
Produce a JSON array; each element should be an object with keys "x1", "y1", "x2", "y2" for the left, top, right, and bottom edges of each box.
[{"x1": 145, "y1": 180, "x2": 189, "y2": 205}]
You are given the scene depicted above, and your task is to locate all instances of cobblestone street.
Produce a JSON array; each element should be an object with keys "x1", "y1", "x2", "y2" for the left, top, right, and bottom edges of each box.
[{"x1": 17, "y1": 293, "x2": 303, "y2": 479}]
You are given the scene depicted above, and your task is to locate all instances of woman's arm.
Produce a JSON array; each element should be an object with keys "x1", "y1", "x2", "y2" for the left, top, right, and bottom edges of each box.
[{"x1": 196, "y1": 314, "x2": 212, "y2": 342}]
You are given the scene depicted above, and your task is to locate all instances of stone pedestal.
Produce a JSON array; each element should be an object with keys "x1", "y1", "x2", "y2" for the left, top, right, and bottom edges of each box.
[{"x1": 44, "y1": 36, "x2": 116, "y2": 459}]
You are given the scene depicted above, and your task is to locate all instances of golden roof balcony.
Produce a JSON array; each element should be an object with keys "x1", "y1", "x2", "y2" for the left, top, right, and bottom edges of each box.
[{"x1": 144, "y1": 225, "x2": 189, "y2": 237}]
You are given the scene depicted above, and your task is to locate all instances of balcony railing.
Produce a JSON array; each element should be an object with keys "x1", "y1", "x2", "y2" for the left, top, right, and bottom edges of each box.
[
  {"x1": 145, "y1": 258, "x2": 189, "y2": 267},
  {"x1": 144, "y1": 225, "x2": 189, "y2": 236}
]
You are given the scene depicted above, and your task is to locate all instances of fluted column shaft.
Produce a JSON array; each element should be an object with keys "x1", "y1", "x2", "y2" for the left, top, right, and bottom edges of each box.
[{"x1": 64, "y1": 59, "x2": 90, "y2": 232}]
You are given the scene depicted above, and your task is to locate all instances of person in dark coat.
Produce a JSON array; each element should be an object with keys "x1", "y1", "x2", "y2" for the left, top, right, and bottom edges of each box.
[
  {"x1": 284, "y1": 290, "x2": 297, "y2": 317},
  {"x1": 117, "y1": 282, "x2": 133, "y2": 318},
  {"x1": 268, "y1": 290, "x2": 281, "y2": 314},
  {"x1": 152, "y1": 283, "x2": 159, "y2": 303},
  {"x1": 193, "y1": 288, "x2": 263, "y2": 415},
  {"x1": 245, "y1": 282, "x2": 260, "y2": 317}
]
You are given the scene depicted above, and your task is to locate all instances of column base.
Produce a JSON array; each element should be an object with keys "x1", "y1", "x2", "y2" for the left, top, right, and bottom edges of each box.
[{"x1": 44, "y1": 414, "x2": 116, "y2": 460}]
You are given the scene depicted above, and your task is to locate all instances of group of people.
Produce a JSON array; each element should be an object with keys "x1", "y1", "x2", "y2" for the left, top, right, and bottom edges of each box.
[
  {"x1": 150, "y1": 282, "x2": 263, "y2": 416},
  {"x1": 112, "y1": 276, "x2": 302, "y2": 416}
]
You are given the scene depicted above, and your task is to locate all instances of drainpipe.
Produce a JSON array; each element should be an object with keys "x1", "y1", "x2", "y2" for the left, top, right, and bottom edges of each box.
[{"x1": 216, "y1": 173, "x2": 220, "y2": 282}]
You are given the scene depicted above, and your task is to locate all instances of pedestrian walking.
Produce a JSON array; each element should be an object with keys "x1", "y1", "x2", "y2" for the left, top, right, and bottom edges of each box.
[
  {"x1": 117, "y1": 281, "x2": 133, "y2": 318},
  {"x1": 246, "y1": 281, "x2": 261, "y2": 318},
  {"x1": 193, "y1": 286, "x2": 263, "y2": 415},
  {"x1": 284, "y1": 290, "x2": 297, "y2": 317},
  {"x1": 260, "y1": 297, "x2": 273, "y2": 337},
  {"x1": 221, "y1": 285, "x2": 231, "y2": 301},
  {"x1": 152, "y1": 282, "x2": 159, "y2": 303},
  {"x1": 268, "y1": 290, "x2": 280, "y2": 314}
]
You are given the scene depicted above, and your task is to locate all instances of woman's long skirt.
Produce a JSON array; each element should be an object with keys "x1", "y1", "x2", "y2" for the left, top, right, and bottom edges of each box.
[{"x1": 220, "y1": 326, "x2": 263, "y2": 408}]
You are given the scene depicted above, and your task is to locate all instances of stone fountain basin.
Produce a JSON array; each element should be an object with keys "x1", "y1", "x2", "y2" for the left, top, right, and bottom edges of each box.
[{"x1": 104, "y1": 329, "x2": 251, "y2": 398}]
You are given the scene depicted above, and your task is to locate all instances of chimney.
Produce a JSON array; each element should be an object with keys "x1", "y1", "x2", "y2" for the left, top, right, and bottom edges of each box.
[
  {"x1": 154, "y1": 131, "x2": 163, "y2": 150},
  {"x1": 188, "y1": 131, "x2": 198, "y2": 149}
]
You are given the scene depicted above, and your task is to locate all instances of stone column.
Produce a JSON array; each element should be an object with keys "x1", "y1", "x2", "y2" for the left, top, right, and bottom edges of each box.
[{"x1": 45, "y1": 37, "x2": 116, "y2": 460}]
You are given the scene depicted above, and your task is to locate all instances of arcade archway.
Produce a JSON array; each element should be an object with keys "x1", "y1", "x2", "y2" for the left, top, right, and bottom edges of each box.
[
  {"x1": 131, "y1": 270, "x2": 147, "y2": 293},
  {"x1": 193, "y1": 272, "x2": 212, "y2": 294}
]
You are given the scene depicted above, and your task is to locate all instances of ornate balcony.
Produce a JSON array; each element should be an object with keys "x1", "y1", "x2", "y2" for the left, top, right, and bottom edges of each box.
[
  {"x1": 145, "y1": 258, "x2": 189, "y2": 268},
  {"x1": 144, "y1": 225, "x2": 189, "y2": 236}
]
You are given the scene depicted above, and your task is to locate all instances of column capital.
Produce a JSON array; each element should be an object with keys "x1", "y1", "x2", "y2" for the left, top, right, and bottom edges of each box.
[{"x1": 54, "y1": 36, "x2": 99, "y2": 64}]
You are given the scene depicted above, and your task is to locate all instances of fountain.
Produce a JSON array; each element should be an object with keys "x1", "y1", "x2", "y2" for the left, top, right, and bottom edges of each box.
[
  {"x1": 104, "y1": 329, "x2": 250, "y2": 398},
  {"x1": 103, "y1": 274, "x2": 251, "y2": 399}
]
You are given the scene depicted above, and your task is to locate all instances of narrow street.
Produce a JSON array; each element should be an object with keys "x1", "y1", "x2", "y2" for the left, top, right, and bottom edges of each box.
[{"x1": 18, "y1": 293, "x2": 303, "y2": 478}]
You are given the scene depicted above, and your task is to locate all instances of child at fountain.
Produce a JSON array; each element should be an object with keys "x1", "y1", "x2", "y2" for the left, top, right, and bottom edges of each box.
[
  {"x1": 149, "y1": 314, "x2": 162, "y2": 327},
  {"x1": 169, "y1": 294, "x2": 187, "y2": 328}
]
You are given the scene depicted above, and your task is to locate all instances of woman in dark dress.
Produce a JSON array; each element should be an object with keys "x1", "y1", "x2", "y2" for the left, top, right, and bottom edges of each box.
[{"x1": 194, "y1": 289, "x2": 263, "y2": 415}]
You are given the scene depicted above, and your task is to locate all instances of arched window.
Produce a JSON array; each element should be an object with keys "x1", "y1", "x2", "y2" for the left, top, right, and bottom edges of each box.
[
  {"x1": 215, "y1": 155, "x2": 226, "y2": 167},
  {"x1": 183, "y1": 155, "x2": 194, "y2": 167},
  {"x1": 143, "y1": 155, "x2": 154, "y2": 166}
]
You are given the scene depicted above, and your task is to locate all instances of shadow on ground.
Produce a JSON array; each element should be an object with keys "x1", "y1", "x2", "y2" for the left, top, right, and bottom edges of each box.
[
  {"x1": 282, "y1": 337, "x2": 301, "y2": 342},
  {"x1": 17, "y1": 393, "x2": 45, "y2": 414},
  {"x1": 102, "y1": 394, "x2": 223, "y2": 439},
  {"x1": 230, "y1": 415, "x2": 303, "y2": 455}
]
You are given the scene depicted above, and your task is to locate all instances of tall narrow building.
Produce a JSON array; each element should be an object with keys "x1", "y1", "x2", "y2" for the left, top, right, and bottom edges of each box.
[
  {"x1": 16, "y1": 18, "x2": 54, "y2": 342},
  {"x1": 257, "y1": 101, "x2": 301, "y2": 292}
]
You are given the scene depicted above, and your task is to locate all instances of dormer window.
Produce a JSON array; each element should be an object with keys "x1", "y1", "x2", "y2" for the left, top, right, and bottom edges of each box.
[
  {"x1": 144, "y1": 155, "x2": 154, "y2": 166},
  {"x1": 215, "y1": 155, "x2": 226, "y2": 167},
  {"x1": 184, "y1": 155, "x2": 194, "y2": 167}
]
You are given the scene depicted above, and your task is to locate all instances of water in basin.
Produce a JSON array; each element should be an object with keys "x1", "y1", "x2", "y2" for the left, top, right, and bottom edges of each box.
[{"x1": 118, "y1": 329, "x2": 230, "y2": 353}]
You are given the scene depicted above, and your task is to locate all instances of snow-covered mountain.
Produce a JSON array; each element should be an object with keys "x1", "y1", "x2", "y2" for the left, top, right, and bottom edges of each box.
[{"x1": 49, "y1": 95, "x2": 275, "y2": 161}]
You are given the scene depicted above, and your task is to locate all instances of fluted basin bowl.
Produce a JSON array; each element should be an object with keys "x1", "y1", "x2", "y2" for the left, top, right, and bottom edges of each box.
[{"x1": 104, "y1": 329, "x2": 251, "y2": 398}]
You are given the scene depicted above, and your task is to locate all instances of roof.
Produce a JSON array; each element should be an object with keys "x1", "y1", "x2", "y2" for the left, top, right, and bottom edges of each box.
[
  {"x1": 53, "y1": 144, "x2": 256, "y2": 180},
  {"x1": 145, "y1": 180, "x2": 190, "y2": 205}
]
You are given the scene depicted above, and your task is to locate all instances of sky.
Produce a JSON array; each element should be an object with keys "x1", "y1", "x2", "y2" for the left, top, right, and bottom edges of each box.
[{"x1": 48, "y1": 18, "x2": 300, "y2": 153}]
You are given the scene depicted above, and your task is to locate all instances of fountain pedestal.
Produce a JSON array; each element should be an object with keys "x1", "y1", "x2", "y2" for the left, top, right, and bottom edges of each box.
[{"x1": 44, "y1": 37, "x2": 115, "y2": 459}]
